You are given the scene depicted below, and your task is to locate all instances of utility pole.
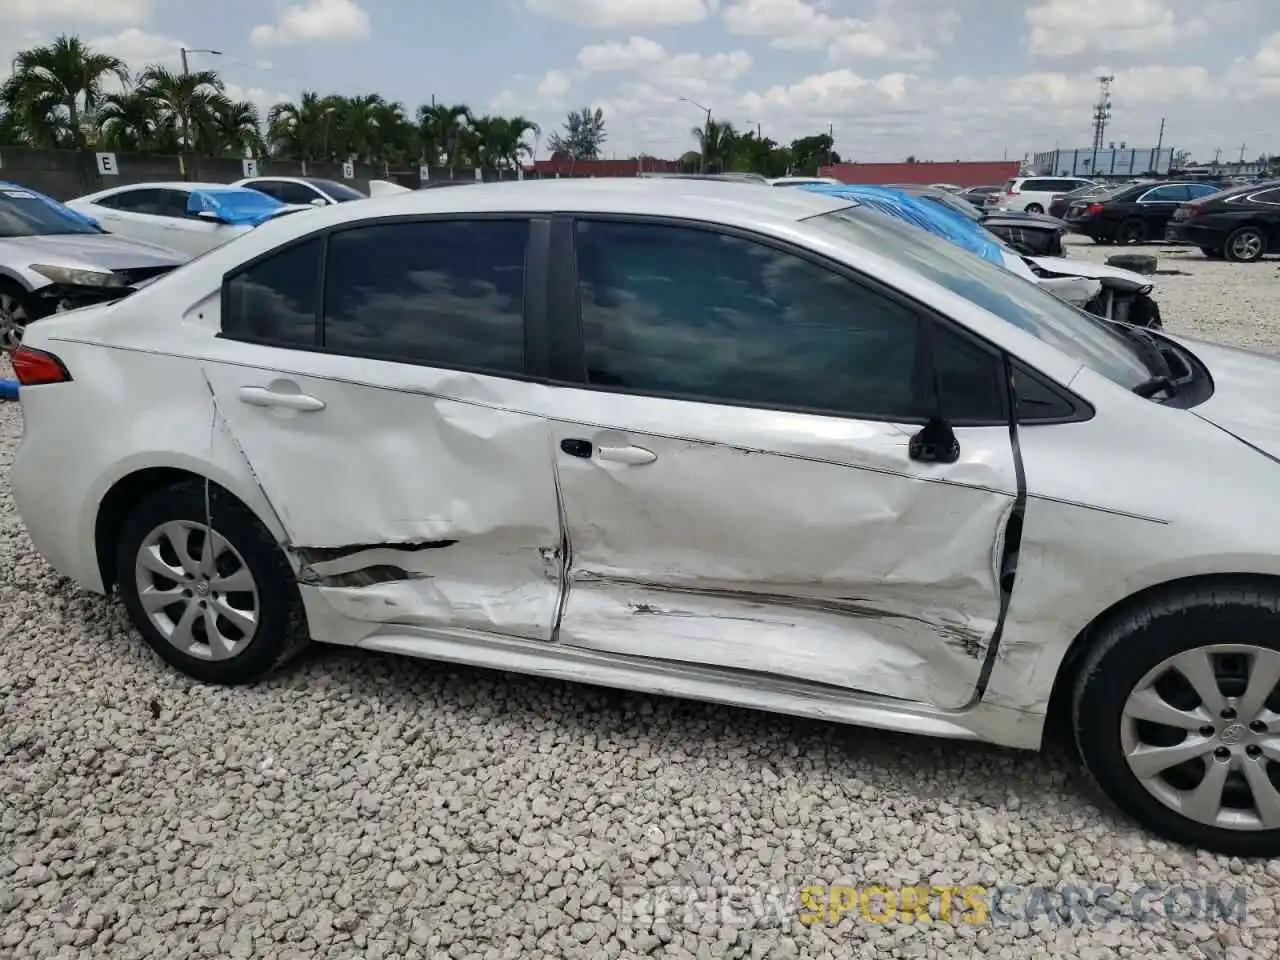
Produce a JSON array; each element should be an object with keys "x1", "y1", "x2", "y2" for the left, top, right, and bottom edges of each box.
[
  {"x1": 1090, "y1": 74, "x2": 1114, "y2": 176},
  {"x1": 827, "y1": 122, "x2": 834, "y2": 168},
  {"x1": 179, "y1": 47, "x2": 221, "y2": 173},
  {"x1": 679, "y1": 97, "x2": 712, "y2": 172}
]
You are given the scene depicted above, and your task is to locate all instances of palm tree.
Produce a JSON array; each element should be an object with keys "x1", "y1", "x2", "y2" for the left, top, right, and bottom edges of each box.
[
  {"x1": 4, "y1": 35, "x2": 129, "y2": 147},
  {"x1": 203, "y1": 97, "x2": 264, "y2": 157},
  {"x1": 267, "y1": 91, "x2": 332, "y2": 161},
  {"x1": 692, "y1": 120, "x2": 737, "y2": 173},
  {"x1": 417, "y1": 102, "x2": 472, "y2": 167},
  {"x1": 97, "y1": 90, "x2": 160, "y2": 152},
  {"x1": 137, "y1": 65, "x2": 223, "y2": 153},
  {"x1": 369, "y1": 99, "x2": 413, "y2": 165}
]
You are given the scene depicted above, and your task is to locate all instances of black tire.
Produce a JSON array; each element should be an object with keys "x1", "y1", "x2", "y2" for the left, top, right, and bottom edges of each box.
[
  {"x1": 1025, "y1": 202, "x2": 1044, "y2": 214},
  {"x1": 1105, "y1": 253, "x2": 1158, "y2": 274},
  {"x1": 1117, "y1": 218, "x2": 1146, "y2": 245},
  {"x1": 116, "y1": 480, "x2": 309, "y2": 684},
  {"x1": 1073, "y1": 582, "x2": 1280, "y2": 857},
  {"x1": 0, "y1": 279, "x2": 38, "y2": 352},
  {"x1": 1224, "y1": 226, "x2": 1267, "y2": 263},
  {"x1": 1200, "y1": 247, "x2": 1224, "y2": 259}
]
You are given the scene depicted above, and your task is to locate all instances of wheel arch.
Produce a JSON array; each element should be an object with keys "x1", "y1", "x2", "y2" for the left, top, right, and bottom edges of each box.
[
  {"x1": 94, "y1": 464, "x2": 288, "y2": 592},
  {"x1": 1044, "y1": 572, "x2": 1280, "y2": 738}
]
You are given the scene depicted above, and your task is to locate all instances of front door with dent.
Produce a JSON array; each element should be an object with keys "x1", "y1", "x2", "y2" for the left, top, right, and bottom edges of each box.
[
  {"x1": 202, "y1": 215, "x2": 564, "y2": 643},
  {"x1": 540, "y1": 217, "x2": 1020, "y2": 710}
]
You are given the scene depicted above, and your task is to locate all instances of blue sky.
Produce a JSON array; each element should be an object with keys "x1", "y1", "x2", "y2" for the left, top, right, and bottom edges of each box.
[{"x1": 3, "y1": 0, "x2": 1279, "y2": 162}]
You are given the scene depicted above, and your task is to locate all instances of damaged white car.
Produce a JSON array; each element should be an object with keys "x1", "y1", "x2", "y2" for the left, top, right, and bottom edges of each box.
[{"x1": 12, "y1": 180, "x2": 1280, "y2": 856}]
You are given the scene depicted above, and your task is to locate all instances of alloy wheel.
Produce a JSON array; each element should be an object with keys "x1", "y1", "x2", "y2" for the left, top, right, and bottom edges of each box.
[
  {"x1": 1229, "y1": 231, "x2": 1264, "y2": 262},
  {"x1": 1121, "y1": 644, "x2": 1280, "y2": 831},
  {"x1": 0, "y1": 291, "x2": 26, "y2": 352},
  {"x1": 134, "y1": 520, "x2": 261, "y2": 661}
]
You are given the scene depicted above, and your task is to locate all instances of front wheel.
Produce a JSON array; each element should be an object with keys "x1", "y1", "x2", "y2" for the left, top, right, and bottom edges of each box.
[
  {"x1": 1225, "y1": 226, "x2": 1267, "y2": 263},
  {"x1": 115, "y1": 480, "x2": 309, "y2": 684},
  {"x1": 1073, "y1": 583, "x2": 1280, "y2": 856},
  {"x1": 0, "y1": 281, "x2": 36, "y2": 353}
]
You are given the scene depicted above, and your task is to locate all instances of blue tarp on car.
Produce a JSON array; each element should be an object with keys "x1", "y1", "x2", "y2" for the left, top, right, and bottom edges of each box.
[
  {"x1": 800, "y1": 183, "x2": 1008, "y2": 267},
  {"x1": 0, "y1": 181, "x2": 101, "y2": 229},
  {"x1": 186, "y1": 187, "x2": 290, "y2": 227}
]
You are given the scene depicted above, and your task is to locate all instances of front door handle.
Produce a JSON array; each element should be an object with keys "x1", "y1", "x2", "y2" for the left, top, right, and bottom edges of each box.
[
  {"x1": 596, "y1": 444, "x2": 658, "y2": 466},
  {"x1": 237, "y1": 386, "x2": 326, "y2": 412}
]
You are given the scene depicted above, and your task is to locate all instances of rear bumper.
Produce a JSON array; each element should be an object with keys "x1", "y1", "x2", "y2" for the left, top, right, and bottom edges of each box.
[{"x1": 1167, "y1": 222, "x2": 1225, "y2": 247}]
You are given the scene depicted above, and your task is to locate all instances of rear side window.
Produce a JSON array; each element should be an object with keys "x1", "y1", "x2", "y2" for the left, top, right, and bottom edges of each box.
[
  {"x1": 322, "y1": 219, "x2": 527, "y2": 373},
  {"x1": 1003, "y1": 180, "x2": 1017, "y2": 191},
  {"x1": 1251, "y1": 188, "x2": 1280, "y2": 206},
  {"x1": 223, "y1": 238, "x2": 322, "y2": 345},
  {"x1": 108, "y1": 188, "x2": 169, "y2": 214},
  {"x1": 1022, "y1": 180, "x2": 1050, "y2": 192},
  {"x1": 275, "y1": 181, "x2": 324, "y2": 205},
  {"x1": 243, "y1": 180, "x2": 282, "y2": 200}
]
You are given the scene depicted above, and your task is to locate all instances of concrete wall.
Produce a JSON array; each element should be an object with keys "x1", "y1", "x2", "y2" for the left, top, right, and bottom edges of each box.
[{"x1": 0, "y1": 148, "x2": 552, "y2": 200}]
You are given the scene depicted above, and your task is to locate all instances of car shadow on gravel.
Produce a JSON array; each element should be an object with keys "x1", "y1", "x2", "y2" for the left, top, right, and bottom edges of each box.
[{"x1": 274, "y1": 640, "x2": 1117, "y2": 827}]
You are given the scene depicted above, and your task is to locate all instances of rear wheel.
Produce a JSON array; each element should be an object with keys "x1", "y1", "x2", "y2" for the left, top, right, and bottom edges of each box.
[
  {"x1": 1117, "y1": 218, "x2": 1147, "y2": 245},
  {"x1": 1225, "y1": 226, "x2": 1267, "y2": 263},
  {"x1": 0, "y1": 281, "x2": 36, "y2": 353},
  {"x1": 1074, "y1": 583, "x2": 1280, "y2": 856},
  {"x1": 1025, "y1": 202, "x2": 1044, "y2": 214},
  {"x1": 115, "y1": 480, "x2": 309, "y2": 684}
]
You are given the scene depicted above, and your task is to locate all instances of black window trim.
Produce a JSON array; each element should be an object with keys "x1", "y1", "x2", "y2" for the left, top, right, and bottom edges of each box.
[
  {"x1": 216, "y1": 211, "x2": 552, "y2": 384},
  {"x1": 548, "y1": 212, "x2": 1093, "y2": 428}
]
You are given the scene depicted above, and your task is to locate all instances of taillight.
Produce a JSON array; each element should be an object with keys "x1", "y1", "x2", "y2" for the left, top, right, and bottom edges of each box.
[
  {"x1": 12, "y1": 346, "x2": 72, "y2": 386},
  {"x1": 1188, "y1": 205, "x2": 1205, "y2": 217},
  {"x1": 1084, "y1": 203, "x2": 1105, "y2": 216}
]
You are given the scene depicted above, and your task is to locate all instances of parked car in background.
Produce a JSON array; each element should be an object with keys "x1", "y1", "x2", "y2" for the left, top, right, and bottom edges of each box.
[
  {"x1": 768, "y1": 176, "x2": 841, "y2": 187},
  {"x1": 15, "y1": 177, "x2": 1280, "y2": 857},
  {"x1": 996, "y1": 176, "x2": 1096, "y2": 214},
  {"x1": 1064, "y1": 181, "x2": 1224, "y2": 245},
  {"x1": 958, "y1": 185, "x2": 1002, "y2": 205},
  {"x1": 0, "y1": 181, "x2": 185, "y2": 351},
  {"x1": 801, "y1": 183, "x2": 1162, "y2": 326},
  {"x1": 66, "y1": 183, "x2": 312, "y2": 257},
  {"x1": 1048, "y1": 183, "x2": 1114, "y2": 220},
  {"x1": 231, "y1": 176, "x2": 367, "y2": 206},
  {"x1": 1167, "y1": 180, "x2": 1280, "y2": 262}
]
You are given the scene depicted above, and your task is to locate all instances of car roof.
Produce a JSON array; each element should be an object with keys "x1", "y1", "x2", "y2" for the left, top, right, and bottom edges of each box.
[
  {"x1": 253, "y1": 177, "x2": 854, "y2": 228},
  {"x1": 96, "y1": 181, "x2": 246, "y2": 193}
]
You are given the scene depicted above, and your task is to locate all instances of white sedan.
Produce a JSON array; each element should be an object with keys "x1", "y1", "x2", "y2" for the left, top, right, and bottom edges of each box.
[
  {"x1": 65, "y1": 182, "x2": 311, "y2": 257},
  {"x1": 11, "y1": 179, "x2": 1280, "y2": 856}
]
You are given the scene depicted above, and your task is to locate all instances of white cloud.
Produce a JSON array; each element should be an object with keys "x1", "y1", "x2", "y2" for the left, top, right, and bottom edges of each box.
[
  {"x1": 1025, "y1": 0, "x2": 1205, "y2": 57},
  {"x1": 524, "y1": 0, "x2": 711, "y2": 28},
  {"x1": 250, "y1": 0, "x2": 371, "y2": 47},
  {"x1": 722, "y1": 0, "x2": 956, "y2": 62},
  {"x1": 0, "y1": 0, "x2": 151, "y2": 22},
  {"x1": 577, "y1": 37, "x2": 667, "y2": 73},
  {"x1": 89, "y1": 27, "x2": 184, "y2": 73}
]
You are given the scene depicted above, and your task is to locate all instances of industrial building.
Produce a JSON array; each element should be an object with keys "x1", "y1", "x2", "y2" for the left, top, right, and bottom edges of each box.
[{"x1": 1029, "y1": 147, "x2": 1175, "y2": 178}]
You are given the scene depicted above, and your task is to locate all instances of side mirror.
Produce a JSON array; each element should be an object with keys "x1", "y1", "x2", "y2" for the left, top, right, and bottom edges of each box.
[
  {"x1": 310, "y1": 197, "x2": 328, "y2": 207},
  {"x1": 195, "y1": 210, "x2": 226, "y2": 223}
]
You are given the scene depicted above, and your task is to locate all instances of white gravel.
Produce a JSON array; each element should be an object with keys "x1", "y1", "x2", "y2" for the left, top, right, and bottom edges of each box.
[{"x1": 3, "y1": 250, "x2": 1280, "y2": 959}]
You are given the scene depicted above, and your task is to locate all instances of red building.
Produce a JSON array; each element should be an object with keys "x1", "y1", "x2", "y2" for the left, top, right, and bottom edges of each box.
[
  {"x1": 527, "y1": 157, "x2": 684, "y2": 177},
  {"x1": 819, "y1": 160, "x2": 1021, "y2": 188}
]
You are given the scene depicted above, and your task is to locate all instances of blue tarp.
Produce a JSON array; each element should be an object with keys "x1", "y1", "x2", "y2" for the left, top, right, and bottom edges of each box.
[
  {"x1": 186, "y1": 187, "x2": 289, "y2": 227},
  {"x1": 0, "y1": 181, "x2": 101, "y2": 229},
  {"x1": 0, "y1": 379, "x2": 19, "y2": 401},
  {"x1": 800, "y1": 183, "x2": 1008, "y2": 267}
]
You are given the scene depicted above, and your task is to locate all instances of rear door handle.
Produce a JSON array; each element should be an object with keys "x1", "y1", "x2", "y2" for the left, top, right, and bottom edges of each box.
[
  {"x1": 596, "y1": 444, "x2": 658, "y2": 466},
  {"x1": 237, "y1": 386, "x2": 326, "y2": 412}
]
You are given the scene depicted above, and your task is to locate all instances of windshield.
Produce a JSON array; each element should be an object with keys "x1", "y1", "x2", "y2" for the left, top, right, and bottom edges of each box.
[
  {"x1": 310, "y1": 179, "x2": 366, "y2": 201},
  {"x1": 810, "y1": 206, "x2": 1151, "y2": 389},
  {"x1": 0, "y1": 187, "x2": 102, "y2": 237}
]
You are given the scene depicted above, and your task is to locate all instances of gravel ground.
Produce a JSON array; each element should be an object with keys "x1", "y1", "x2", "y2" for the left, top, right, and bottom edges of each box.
[{"x1": 3, "y1": 248, "x2": 1280, "y2": 960}]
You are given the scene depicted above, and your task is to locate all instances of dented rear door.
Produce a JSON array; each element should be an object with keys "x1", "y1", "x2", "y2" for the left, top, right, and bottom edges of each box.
[
  {"x1": 202, "y1": 215, "x2": 564, "y2": 643},
  {"x1": 539, "y1": 216, "x2": 1020, "y2": 710}
]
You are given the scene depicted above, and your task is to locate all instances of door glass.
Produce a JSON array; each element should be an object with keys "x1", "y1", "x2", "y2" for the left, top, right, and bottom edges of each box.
[
  {"x1": 245, "y1": 180, "x2": 282, "y2": 200},
  {"x1": 223, "y1": 238, "x2": 322, "y2": 345},
  {"x1": 277, "y1": 182, "x2": 322, "y2": 205},
  {"x1": 323, "y1": 219, "x2": 528, "y2": 373},
  {"x1": 574, "y1": 220, "x2": 1004, "y2": 422},
  {"x1": 162, "y1": 189, "x2": 194, "y2": 218},
  {"x1": 109, "y1": 188, "x2": 169, "y2": 214}
]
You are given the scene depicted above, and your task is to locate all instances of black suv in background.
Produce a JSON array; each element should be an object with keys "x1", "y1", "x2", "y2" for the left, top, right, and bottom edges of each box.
[
  {"x1": 1167, "y1": 180, "x2": 1280, "y2": 261},
  {"x1": 1063, "y1": 181, "x2": 1222, "y2": 244}
]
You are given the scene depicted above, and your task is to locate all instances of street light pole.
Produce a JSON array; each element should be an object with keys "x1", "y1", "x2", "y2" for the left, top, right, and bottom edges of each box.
[
  {"x1": 179, "y1": 47, "x2": 222, "y2": 160},
  {"x1": 680, "y1": 97, "x2": 712, "y2": 172}
]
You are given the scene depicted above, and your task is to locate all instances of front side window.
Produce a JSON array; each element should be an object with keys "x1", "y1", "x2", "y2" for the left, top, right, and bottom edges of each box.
[
  {"x1": 1141, "y1": 185, "x2": 1190, "y2": 202},
  {"x1": 323, "y1": 219, "x2": 527, "y2": 373},
  {"x1": 573, "y1": 220, "x2": 1005, "y2": 422},
  {"x1": 810, "y1": 206, "x2": 1152, "y2": 391},
  {"x1": 276, "y1": 182, "x2": 324, "y2": 205},
  {"x1": 223, "y1": 238, "x2": 321, "y2": 345}
]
